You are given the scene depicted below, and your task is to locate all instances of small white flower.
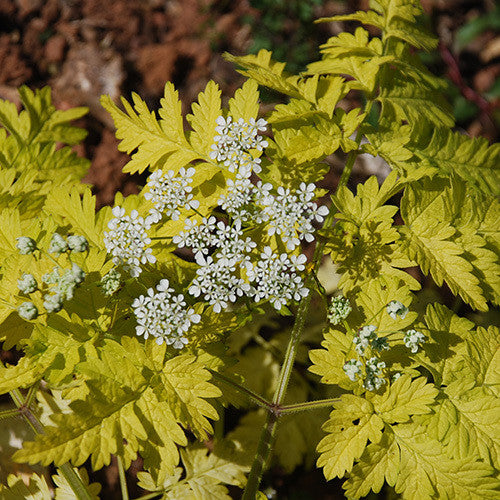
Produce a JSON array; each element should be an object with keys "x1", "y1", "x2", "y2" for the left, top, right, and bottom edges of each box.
[
  {"x1": 132, "y1": 279, "x2": 201, "y2": 348},
  {"x1": 246, "y1": 246, "x2": 309, "y2": 310},
  {"x1": 43, "y1": 293, "x2": 63, "y2": 313},
  {"x1": 104, "y1": 206, "x2": 156, "y2": 277},
  {"x1": 343, "y1": 359, "x2": 362, "y2": 382},
  {"x1": 173, "y1": 217, "x2": 217, "y2": 256},
  {"x1": 16, "y1": 236, "x2": 37, "y2": 255},
  {"x1": 353, "y1": 325, "x2": 377, "y2": 355},
  {"x1": 17, "y1": 301, "x2": 38, "y2": 320},
  {"x1": 364, "y1": 357, "x2": 386, "y2": 391},
  {"x1": 189, "y1": 254, "x2": 250, "y2": 313},
  {"x1": 18, "y1": 273, "x2": 38, "y2": 294},
  {"x1": 260, "y1": 183, "x2": 327, "y2": 250},
  {"x1": 67, "y1": 235, "x2": 88, "y2": 253},
  {"x1": 327, "y1": 295, "x2": 351, "y2": 325},
  {"x1": 48, "y1": 233, "x2": 68, "y2": 254},
  {"x1": 210, "y1": 115, "x2": 268, "y2": 176},
  {"x1": 144, "y1": 167, "x2": 199, "y2": 222},
  {"x1": 386, "y1": 300, "x2": 409, "y2": 320},
  {"x1": 100, "y1": 269, "x2": 122, "y2": 296},
  {"x1": 404, "y1": 329, "x2": 426, "y2": 353}
]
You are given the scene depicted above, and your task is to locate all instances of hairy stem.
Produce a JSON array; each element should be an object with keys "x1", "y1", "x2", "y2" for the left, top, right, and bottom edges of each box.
[
  {"x1": 9, "y1": 389, "x2": 94, "y2": 500},
  {"x1": 210, "y1": 370, "x2": 274, "y2": 411},
  {"x1": 279, "y1": 398, "x2": 340, "y2": 415},
  {"x1": 242, "y1": 107, "x2": 370, "y2": 498}
]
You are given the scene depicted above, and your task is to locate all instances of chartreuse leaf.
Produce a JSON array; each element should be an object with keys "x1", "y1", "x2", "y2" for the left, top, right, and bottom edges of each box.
[
  {"x1": 343, "y1": 431, "x2": 400, "y2": 498},
  {"x1": 306, "y1": 26, "x2": 394, "y2": 93},
  {"x1": 14, "y1": 337, "x2": 221, "y2": 475},
  {"x1": 317, "y1": 395, "x2": 384, "y2": 479},
  {"x1": 420, "y1": 306, "x2": 500, "y2": 467},
  {"x1": 316, "y1": 375, "x2": 437, "y2": 481},
  {"x1": 137, "y1": 442, "x2": 248, "y2": 499},
  {"x1": 166, "y1": 445, "x2": 247, "y2": 499},
  {"x1": 378, "y1": 71, "x2": 454, "y2": 127},
  {"x1": 369, "y1": 375, "x2": 438, "y2": 424},
  {"x1": 441, "y1": 179, "x2": 500, "y2": 306},
  {"x1": 186, "y1": 80, "x2": 221, "y2": 156},
  {"x1": 392, "y1": 424, "x2": 500, "y2": 500},
  {"x1": 0, "y1": 472, "x2": 51, "y2": 500},
  {"x1": 400, "y1": 177, "x2": 498, "y2": 310},
  {"x1": 101, "y1": 83, "x2": 195, "y2": 174},
  {"x1": 43, "y1": 185, "x2": 107, "y2": 249},
  {"x1": 53, "y1": 467, "x2": 101, "y2": 500},
  {"x1": 0, "y1": 319, "x2": 97, "y2": 395},
  {"x1": 369, "y1": 122, "x2": 500, "y2": 196},
  {"x1": 326, "y1": 173, "x2": 419, "y2": 292},
  {"x1": 318, "y1": 0, "x2": 437, "y2": 51},
  {"x1": 228, "y1": 79, "x2": 260, "y2": 122},
  {"x1": 224, "y1": 50, "x2": 303, "y2": 98},
  {"x1": 0, "y1": 86, "x2": 89, "y2": 197},
  {"x1": 415, "y1": 303, "x2": 475, "y2": 386},
  {"x1": 346, "y1": 425, "x2": 500, "y2": 499}
]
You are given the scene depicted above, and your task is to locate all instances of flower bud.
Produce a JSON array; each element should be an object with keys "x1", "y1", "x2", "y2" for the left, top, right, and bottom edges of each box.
[
  {"x1": 17, "y1": 273, "x2": 38, "y2": 294},
  {"x1": 18, "y1": 301, "x2": 39, "y2": 320},
  {"x1": 16, "y1": 237, "x2": 37, "y2": 255}
]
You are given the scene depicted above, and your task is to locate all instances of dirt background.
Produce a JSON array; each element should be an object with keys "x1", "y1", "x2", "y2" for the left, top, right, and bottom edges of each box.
[{"x1": 0, "y1": 0, "x2": 498, "y2": 498}]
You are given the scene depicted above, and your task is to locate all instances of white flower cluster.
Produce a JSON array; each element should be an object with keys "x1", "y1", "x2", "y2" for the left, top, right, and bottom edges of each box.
[
  {"x1": 246, "y1": 247, "x2": 308, "y2": 311},
  {"x1": 327, "y1": 295, "x2": 352, "y2": 325},
  {"x1": 144, "y1": 167, "x2": 200, "y2": 224},
  {"x1": 178, "y1": 217, "x2": 309, "y2": 312},
  {"x1": 404, "y1": 329, "x2": 426, "y2": 353},
  {"x1": 100, "y1": 269, "x2": 122, "y2": 297},
  {"x1": 386, "y1": 300, "x2": 409, "y2": 320},
  {"x1": 364, "y1": 357, "x2": 387, "y2": 391},
  {"x1": 14, "y1": 232, "x2": 87, "y2": 321},
  {"x1": 353, "y1": 325, "x2": 389, "y2": 355},
  {"x1": 18, "y1": 301, "x2": 38, "y2": 320},
  {"x1": 343, "y1": 299, "x2": 427, "y2": 390},
  {"x1": 343, "y1": 359, "x2": 363, "y2": 382},
  {"x1": 42, "y1": 264, "x2": 86, "y2": 313},
  {"x1": 345, "y1": 324, "x2": 387, "y2": 390},
  {"x1": 210, "y1": 116, "x2": 268, "y2": 177},
  {"x1": 103, "y1": 207, "x2": 156, "y2": 277},
  {"x1": 16, "y1": 236, "x2": 37, "y2": 254},
  {"x1": 260, "y1": 183, "x2": 329, "y2": 250},
  {"x1": 101, "y1": 113, "x2": 330, "y2": 349},
  {"x1": 132, "y1": 279, "x2": 201, "y2": 348},
  {"x1": 18, "y1": 273, "x2": 38, "y2": 294},
  {"x1": 49, "y1": 233, "x2": 88, "y2": 254}
]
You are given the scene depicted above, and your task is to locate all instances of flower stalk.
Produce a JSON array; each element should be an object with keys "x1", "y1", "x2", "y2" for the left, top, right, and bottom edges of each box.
[{"x1": 242, "y1": 105, "x2": 370, "y2": 499}]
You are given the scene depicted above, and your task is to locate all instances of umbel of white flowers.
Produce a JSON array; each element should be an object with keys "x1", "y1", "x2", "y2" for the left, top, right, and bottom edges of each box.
[
  {"x1": 343, "y1": 300, "x2": 426, "y2": 391},
  {"x1": 106, "y1": 115, "x2": 329, "y2": 349}
]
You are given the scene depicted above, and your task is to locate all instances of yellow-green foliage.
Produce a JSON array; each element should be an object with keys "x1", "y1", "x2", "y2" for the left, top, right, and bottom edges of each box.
[{"x1": 1, "y1": 0, "x2": 499, "y2": 499}]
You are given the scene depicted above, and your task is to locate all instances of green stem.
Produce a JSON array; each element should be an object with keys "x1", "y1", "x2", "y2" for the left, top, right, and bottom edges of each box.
[
  {"x1": 9, "y1": 389, "x2": 94, "y2": 500},
  {"x1": 25, "y1": 382, "x2": 39, "y2": 408},
  {"x1": 210, "y1": 370, "x2": 274, "y2": 411},
  {"x1": 242, "y1": 103, "x2": 371, "y2": 499},
  {"x1": 0, "y1": 408, "x2": 21, "y2": 419},
  {"x1": 117, "y1": 455, "x2": 129, "y2": 500},
  {"x1": 279, "y1": 398, "x2": 340, "y2": 415}
]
